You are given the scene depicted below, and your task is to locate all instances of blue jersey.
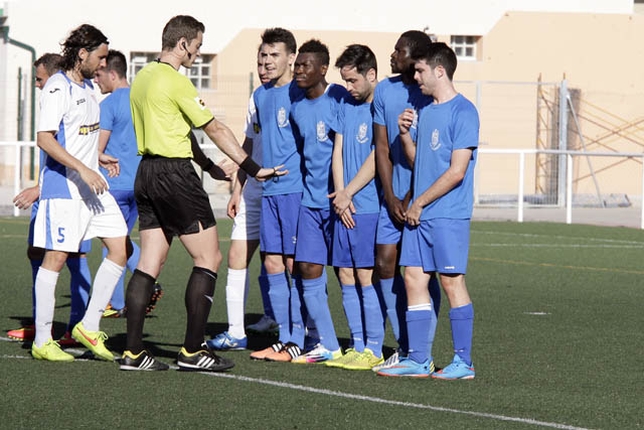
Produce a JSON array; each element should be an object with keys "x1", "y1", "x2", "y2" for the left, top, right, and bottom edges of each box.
[
  {"x1": 254, "y1": 80, "x2": 305, "y2": 196},
  {"x1": 413, "y1": 93, "x2": 479, "y2": 220},
  {"x1": 291, "y1": 84, "x2": 347, "y2": 208},
  {"x1": 372, "y1": 76, "x2": 431, "y2": 199},
  {"x1": 337, "y1": 97, "x2": 379, "y2": 214},
  {"x1": 99, "y1": 87, "x2": 140, "y2": 191}
]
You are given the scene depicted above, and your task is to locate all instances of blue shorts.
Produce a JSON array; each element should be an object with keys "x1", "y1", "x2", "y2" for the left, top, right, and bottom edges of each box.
[
  {"x1": 28, "y1": 200, "x2": 91, "y2": 253},
  {"x1": 295, "y1": 206, "x2": 333, "y2": 266},
  {"x1": 110, "y1": 189, "x2": 138, "y2": 233},
  {"x1": 400, "y1": 218, "x2": 471, "y2": 274},
  {"x1": 332, "y1": 213, "x2": 377, "y2": 268},
  {"x1": 376, "y1": 202, "x2": 403, "y2": 245},
  {"x1": 260, "y1": 193, "x2": 302, "y2": 255}
]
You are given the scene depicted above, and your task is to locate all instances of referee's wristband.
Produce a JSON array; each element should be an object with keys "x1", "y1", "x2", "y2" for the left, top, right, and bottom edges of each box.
[
  {"x1": 202, "y1": 158, "x2": 215, "y2": 172},
  {"x1": 239, "y1": 156, "x2": 261, "y2": 178}
]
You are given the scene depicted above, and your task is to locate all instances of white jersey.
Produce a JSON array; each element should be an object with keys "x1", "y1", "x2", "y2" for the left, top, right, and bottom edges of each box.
[
  {"x1": 242, "y1": 91, "x2": 263, "y2": 198},
  {"x1": 37, "y1": 71, "x2": 105, "y2": 200}
]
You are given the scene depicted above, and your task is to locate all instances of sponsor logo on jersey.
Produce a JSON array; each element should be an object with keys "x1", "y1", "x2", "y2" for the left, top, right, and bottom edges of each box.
[
  {"x1": 79, "y1": 122, "x2": 100, "y2": 136},
  {"x1": 194, "y1": 96, "x2": 206, "y2": 109}
]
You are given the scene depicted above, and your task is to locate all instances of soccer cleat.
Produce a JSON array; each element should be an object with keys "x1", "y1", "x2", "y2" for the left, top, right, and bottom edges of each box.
[
  {"x1": 325, "y1": 348, "x2": 361, "y2": 368},
  {"x1": 265, "y1": 342, "x2": 302, "y2": 362},
  {"x1": 342, "y1": 348, "x2": 385, "y2": 371},
  {"x1": 206, "y1": 331, "x2": 248, "y2": 351},
  {"x1": 58, "y1": 331, "x2": 81, "y2": 347},
  {"x1": 102, "y1": 305, "x2": 126, "y2": 318},
  {"x1": 71, "y1": 322, "x2": 114, "y2": 362},
  {"x1": 177, "y1": 343, "x2": 235, "y2": 372},
  {"x1": 292, "y1": 343, "x2": 341, "y2": 364},
  {"x1": 31, "y1": 339, "x2": 74, "y2": 362},
  {"x1": 246, "y1": 315, "x2": 278, "y2": 335},
  {"x1": 7, "y1": 324, "x2": 35, "y2": 341},
  {"x1": 371, "y1": 350, "x2": 401, "y2": 372},
  {"x1": 146, "y1": 283, "x2": 163, "y2": 314},
  {"x1": 120, "y1": 350, "x2": 169, "y2": 371},
  {"x1": 431, "y1": 354, "x2": 475, "y2": 380},
  {"x1": 376, "y1": 357, "x2": 434, "y2": 378},
  {"x1": 250, "y1": 342, "x2": 283, "y2": 360}
]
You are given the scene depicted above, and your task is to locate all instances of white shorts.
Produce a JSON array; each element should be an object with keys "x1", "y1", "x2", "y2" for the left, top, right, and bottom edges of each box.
[
  {"x1": 230, "y1": 180, "x2": 262, "y2": 241},
  {"x1": 33, "y1": 194, "x2": 127, "y2": 252}
]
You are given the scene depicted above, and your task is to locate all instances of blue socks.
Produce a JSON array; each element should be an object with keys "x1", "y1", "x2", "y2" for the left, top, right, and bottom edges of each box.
[
  {"x1": 302, "y1": 275, "x2": 339, "y2": 351},
  {"x1": 258, "y1": 264, "x2": 274, "y2": 319},
  {"x1": 66, "y1": 256, "x2": 91, "y2": 329},
  {"x1": 362, "y1": 285, "x2": 384, "y2": 357},
  {"x1": 341, "y1": 283, "x2": 364, "y2": 352},
  {"x1": 267, "y1": 271, "x2": 291, "y2": 344},
  {"x1": 407, "y1": 302, "x2": 436, "y2": 364},
  {"x1": 450, "y1": 303, "x2": 474, "y2": 365}
]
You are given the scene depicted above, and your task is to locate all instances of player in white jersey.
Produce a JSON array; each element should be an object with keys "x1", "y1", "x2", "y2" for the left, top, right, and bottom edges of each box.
[{"x1": 30, "y1": 24, "x2": 128, "y2": 363}]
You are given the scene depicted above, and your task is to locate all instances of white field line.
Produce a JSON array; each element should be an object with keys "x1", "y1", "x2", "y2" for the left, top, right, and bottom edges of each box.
[
  {"x1": 0, "y1": 346, "x2": 591, "y2": 430},
  {"x1": 472, "y1": 230, "x2": 644, "y2": 246}
]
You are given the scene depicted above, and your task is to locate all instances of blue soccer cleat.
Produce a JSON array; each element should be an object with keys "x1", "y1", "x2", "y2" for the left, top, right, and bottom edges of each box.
[
  {"x1": 432, "y1": 354, "x2": 475, "y2": 380},
  {"x1": 376, "y1": 357, "x2": 434, "y2": 378},
  {"x1": 206, "y1": 331, "x2": 248, "y2": 351}
]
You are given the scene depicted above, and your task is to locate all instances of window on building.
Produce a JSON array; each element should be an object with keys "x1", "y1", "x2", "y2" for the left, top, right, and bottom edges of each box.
[
  {"x1": 129, "y1": 52, "x2": 158, "y2": 82},
  {"x1": 186, "y1": 55, "x2": 213, "y2": 90},
  {"x1": 128, "y1": 52, "x2": 214, "y2": 90},
  {"x1": 450, "y1": 35, "x2": 479, "y2": 60}
]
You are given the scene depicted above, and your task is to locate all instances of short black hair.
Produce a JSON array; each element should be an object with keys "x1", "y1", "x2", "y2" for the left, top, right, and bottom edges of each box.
[
  {"x1": 261, "y1": 27, "x2": 297, "y2": 54},
  {"x1": 411, "y1": 42, "x2": 457, "y2": 80},
  {"x1": 335, "y1": 44, "x2": 377, "y2": 76},
  {"x1": 298, "y1": 39, "x2": 330, "y2": 66},
  {"x1": 105, "y1": 50, "x2": 127, "y2": 79},
  {"x1": 400, "y1": 30, "x2": 432, "y2": 59}
]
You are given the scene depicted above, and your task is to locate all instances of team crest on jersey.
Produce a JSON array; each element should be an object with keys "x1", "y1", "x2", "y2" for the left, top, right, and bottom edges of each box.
[
  {"x1": 431, "y1": 129, "x2": 441, "y2": 151},
  {"x1": 194, "y1": 96, "x2": 206, "y2": 109},
  {"x1": 316, "y1": 121, "x2": 329, "y2": 142},
  {"x1": 277, "y1": 107, "x2": 288, "y2": 128},
  {"x1": 253, "y1": 122, "x2": 261, "y2": 134},
  {"x1": 356, "y1": 122, "x2": 369, "y2": 144}
]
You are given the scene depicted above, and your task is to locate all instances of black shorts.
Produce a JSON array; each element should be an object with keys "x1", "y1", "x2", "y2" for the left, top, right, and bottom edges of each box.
[{"x1": 135, "y1": 156, "x2": 216, "y2": 236}]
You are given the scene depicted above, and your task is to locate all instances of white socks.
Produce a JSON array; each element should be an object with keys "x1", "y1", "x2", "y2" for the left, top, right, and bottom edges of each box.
[
  {"x1": 82, "y1": 258, "x2": 125, "y2": 331},
  {"x1": 34, "y1": 267, "x2": 60, "y2": 347},
  {"x1": 225, "y1": 268, "x2": 249, "y2": 339}
]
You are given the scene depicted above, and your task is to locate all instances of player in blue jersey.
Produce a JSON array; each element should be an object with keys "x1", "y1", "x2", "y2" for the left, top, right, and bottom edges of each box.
[
  {"x1": 95, "y1": 50, "x2": 163, "y2": 319},
  {"x1": 286, "y1": 39, "x2": 347, "y2": 364},
  {"x1": 372, "y1": 31, "x2": 442, "y2": 372},
  {"x1": 249, "y1": 28, "x2": 309, "y2": 362},
  {"x1": 31, "y1": 25, "x2": 129, "y2": 363},
  {"x1": 378, "y1": 42, "x2": 478, "y2": 379},
  {"x1": 325, "y1": 44, "x2": 385, "y2": 371},
  {"x1": 8, "y1": 53, "x2": 91, "y2": 348},
  {"x1": 208, "y1": 46, "x2": 277, "y2": 352}
]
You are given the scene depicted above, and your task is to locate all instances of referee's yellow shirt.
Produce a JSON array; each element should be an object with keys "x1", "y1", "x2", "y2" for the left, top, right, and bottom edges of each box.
[{"x1": 130, "y1": 61, "x2": 213, "y2": 158}]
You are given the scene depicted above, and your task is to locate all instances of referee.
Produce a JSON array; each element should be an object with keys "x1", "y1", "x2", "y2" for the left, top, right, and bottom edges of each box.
[{"x1": 121, "y1": 15, "x2": 285, "y2": 372}]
